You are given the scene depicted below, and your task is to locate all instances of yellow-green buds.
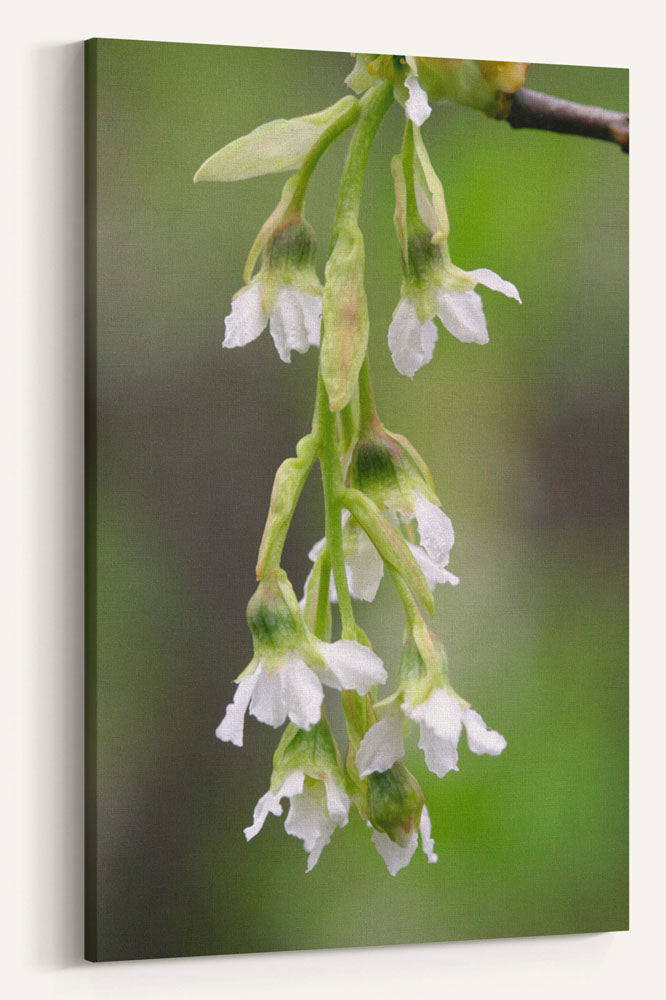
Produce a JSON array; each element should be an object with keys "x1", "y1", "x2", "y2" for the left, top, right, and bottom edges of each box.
[{"x1": 411, "y1": 57, "x2": 529, "y2": 116}]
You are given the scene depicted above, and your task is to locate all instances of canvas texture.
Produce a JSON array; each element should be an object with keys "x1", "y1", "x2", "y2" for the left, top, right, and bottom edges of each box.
[{"x1": 84, "y1": 39, "x2": 628, "y2": 962}]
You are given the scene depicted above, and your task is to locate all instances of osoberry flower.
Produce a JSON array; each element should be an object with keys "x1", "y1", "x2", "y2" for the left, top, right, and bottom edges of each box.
[
  {"x1": 223, "y1": 181, "x2": 323, "y2": 363},
  {"x1": 216, "y1": 570, "x2": 387, "y2": 746},
  {"x1": 356, "y1": 620, "x2": 506, "y2": 780},
  {"x1": 389, "y1": 122, "x2": 520, "y2": 377},
  {"x1": 245, "y1": 721, "x2": 351, "y2": 871},
  {"x1": 348, "y1": 426, "x2": 459, "y2": 590},
  {"x1": 388, "y1": 265, "x2": 521, "y2": 378}
]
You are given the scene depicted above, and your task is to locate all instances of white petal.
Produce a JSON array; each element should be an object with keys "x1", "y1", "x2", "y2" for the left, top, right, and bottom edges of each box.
[
  {"x1": 284, "y1": 783, "x2": 336, "y2": 872},
  {"x1": 345, "y1": 528, "x2": 384, "y2": 602},
  {"x1": 280, "y1": 655, "x2": 324, "y2": 730},
  {"x1": 466, "y1": 267, "x2": 522, "y2": 303},
  {"x1": 323, "y1": 777, "x2": 351, "y2": 827},
  {"x1": 404, "y1": 74, "x2": 432, "y2": 126},
  {"x1": 319, "y1": 639, "x2": 387, "y2": 693},
  {"x1": 243, "y1": 770, "x2": 305, "y2": 841},
  {"x1": 419, "y1": 805, "x2": 438, "y2": 864},
  {"x1": 243, "y1": 789, "x2": 283, "y2": 841},
  {"x1": 405, "y1": 687, "x2": 464, "y2": 743},
  {"x1": 412, "y1": 493, "x2": 455, "y2": 569},
  {"x1": 356, "y1": 715, "x2": 405, "y2": 778},
  {"x1": 223, "y1": 283, "x2": 266, "y2": 349},
  {"x1": 436, "y1": 288, "x2": 489, "y2": 344},
  {"x1": 463, "y1": 708, "x2": 507, "y2": 756},
  {"x1": 388, "y1": 297, "x2": 438, "y2": 378},
  {"x1": 248, "y1": 667, "x2": 288, "y2": 728},
  {"x1": 269, "y1": 288, "x2": 321, "y2": 362},
  {"x1": 307, "y1": 535, "x2": 327, "y2": 563},
  {"x1": 301, "y1": 292, "x2": 323, "y2": 346},
  {"x1": 215, "y1": 671, "x2": 259, "y2": 747},
  {"x1": 372, "y1": 828, "x2": 418, "y2": 876},
  {"x1": 417, "y1": 721, "x2": 459, "y2": 778},
  {"x1": 408, "y1": 542, "x2": 459, "y2": 590}
]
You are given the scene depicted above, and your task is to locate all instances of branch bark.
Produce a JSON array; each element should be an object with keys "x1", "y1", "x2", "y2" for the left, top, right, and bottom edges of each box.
[{"x1": 500, "y1": 87, "x2": 629, "y2": 153}]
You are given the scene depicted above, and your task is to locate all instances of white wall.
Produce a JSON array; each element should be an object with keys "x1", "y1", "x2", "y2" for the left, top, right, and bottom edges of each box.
[{"x1": 4, "y1": 2, "x2": 663, "y2": 996}]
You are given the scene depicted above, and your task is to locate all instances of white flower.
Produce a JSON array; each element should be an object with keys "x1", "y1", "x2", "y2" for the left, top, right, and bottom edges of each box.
[
  {"x1": 357, "y1": 688, "x2": 506, "y2": 780},
  {"x1": 388, "y1": 268, "x2": 522, "y2": 378},
  {"x1": 302, "y1": 500, "x2": 457, "y2": 611},
  {"x1": 371, "y1": 805, "x2": 438, "y2": 876},
  {"x1": 216, "y1": 639, "x2": 386, "y2": 747},
  {"x1": 223, "y1": 282, "x2": 322, "y2": 363},
  {"x1": 303, "y1": 512, "x2": 384, "y2": 607},
  {"x1": 245, "y1": 769, "x2": 350, "y2": 872}
]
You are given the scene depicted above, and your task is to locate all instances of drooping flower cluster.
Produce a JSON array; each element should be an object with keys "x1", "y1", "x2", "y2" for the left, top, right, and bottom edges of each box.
[{"x1": 199, "y1": 53, "x2": 521, "y2": 874}]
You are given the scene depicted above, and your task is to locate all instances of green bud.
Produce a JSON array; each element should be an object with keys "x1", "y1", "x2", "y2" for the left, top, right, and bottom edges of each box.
[
  {"x1": 321, "y1": 214, "x2": 369, "y2": 412},
  {"x1": 366, "y1": 762, "x2": 423, "y2": 846}
]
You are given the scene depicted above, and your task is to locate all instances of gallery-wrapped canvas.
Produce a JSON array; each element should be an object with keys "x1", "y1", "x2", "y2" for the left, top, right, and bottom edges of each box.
[{"x1": 85, "y1": 38, "x2": 628, "y2": 961}]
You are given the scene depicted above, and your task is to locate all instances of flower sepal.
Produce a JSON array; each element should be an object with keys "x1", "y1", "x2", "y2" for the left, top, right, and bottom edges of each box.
[
  {"x1": 271, "y1": 718, "x2": 345, "y2": 792},
  {"x1": 321, "y1": 213, "x2": 369, "y2": 411}
]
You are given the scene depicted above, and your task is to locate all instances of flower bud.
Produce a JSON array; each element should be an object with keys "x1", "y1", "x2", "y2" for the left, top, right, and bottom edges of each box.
[
  {"x1": 366, "y1": 761, "x2": 423, "y2": 846},
  {"x1": 412, "y1": 57, "x2": 528, "y2": 115}
]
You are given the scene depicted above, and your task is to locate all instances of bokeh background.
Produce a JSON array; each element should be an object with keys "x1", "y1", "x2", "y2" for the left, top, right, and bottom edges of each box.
[{"x1": 86, "y1": 39, "x2": 628, "y2": 961}]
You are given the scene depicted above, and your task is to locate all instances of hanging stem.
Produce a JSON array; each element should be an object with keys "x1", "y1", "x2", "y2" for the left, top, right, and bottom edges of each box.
[{"x1": 317, "y1": 81, "x2": 393, "y2": 640}]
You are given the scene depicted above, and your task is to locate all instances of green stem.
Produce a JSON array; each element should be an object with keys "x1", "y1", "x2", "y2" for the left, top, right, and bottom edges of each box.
[
  {"x1": 387, "y1": 564, "x2": 421, "y2": 629},
  {"x1": 331, "y1": 82, "x2": 393, "y2": 240},
  {"x1": 314, "y1": 550, "x2": 331, "y2": 639},
  {"x1": 288, "y1": 98, "x2": 361, "y2": 213},
  {"x1": 400, "y1": 119, "x2": 421, "y2": 231},
  {"x1": 318, "y1": 374, "x2": 356, "y2": 638},
  {"x1": 357, "y1": 355, "x2": 380, "y2": 437}
]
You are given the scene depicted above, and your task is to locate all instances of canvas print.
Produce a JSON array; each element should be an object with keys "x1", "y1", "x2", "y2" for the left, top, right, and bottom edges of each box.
[{"x1": 85, "y1": 39, "x2": 628, "y2": 961}]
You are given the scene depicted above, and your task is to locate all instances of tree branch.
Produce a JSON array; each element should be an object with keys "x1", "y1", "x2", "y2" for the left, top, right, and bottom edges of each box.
[{"x1": 500, "y1": 87, "x2": 629, "y2": 153}]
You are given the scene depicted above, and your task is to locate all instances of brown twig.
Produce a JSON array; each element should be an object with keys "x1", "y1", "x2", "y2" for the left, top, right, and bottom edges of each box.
[{"x1": 500, "y1": 87, "x2": 629, "y2": 153}]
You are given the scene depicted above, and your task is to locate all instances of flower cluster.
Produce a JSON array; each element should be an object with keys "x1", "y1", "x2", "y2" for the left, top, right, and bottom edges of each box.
[{"x1": 199, "y1": 53, "x2": 520, "y2": 875}]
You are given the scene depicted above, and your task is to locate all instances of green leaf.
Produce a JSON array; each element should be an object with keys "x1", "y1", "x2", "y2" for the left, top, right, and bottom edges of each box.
[{"x1": 194, "y1": 96, "x2": 357, "y2": 183}]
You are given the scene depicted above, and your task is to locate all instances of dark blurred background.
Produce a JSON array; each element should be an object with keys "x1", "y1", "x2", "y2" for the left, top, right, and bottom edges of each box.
[{"x1": 87, "y1": 39, "x2": 628, "y2": 960}]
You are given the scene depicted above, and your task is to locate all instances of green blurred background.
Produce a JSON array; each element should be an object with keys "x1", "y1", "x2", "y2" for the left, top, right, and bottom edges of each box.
[{"x1": 87, "y1": 39, "x2": 628, "y2": 961}]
